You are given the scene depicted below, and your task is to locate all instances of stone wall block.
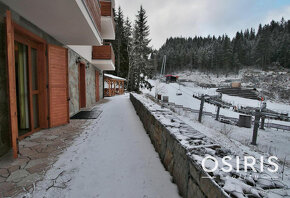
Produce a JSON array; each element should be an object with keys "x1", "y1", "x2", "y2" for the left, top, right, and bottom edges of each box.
[
  {"x1": 187, "y1": 177, "x2": 206, "y2": 198},
  {"x1": 189, "y1": 159, "x2": 202, "y2": 185},
  {"x1": 164, "y1": 147, "x2": 174, "y2": 173},
  {"x1": 200, "y1": 172, "x2": 226, "y2": 198},
  {"x1": 160, "y1": 128, "x2": 167, "y2": 161},
  {"x1": 172, "y1": 141, "x2": 189, "y2": 197}
]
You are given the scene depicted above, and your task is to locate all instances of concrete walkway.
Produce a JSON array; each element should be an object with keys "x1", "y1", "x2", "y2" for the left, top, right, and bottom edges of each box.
[{"x1": 27, "y1": 94, "x2": 180, "y2": 198}]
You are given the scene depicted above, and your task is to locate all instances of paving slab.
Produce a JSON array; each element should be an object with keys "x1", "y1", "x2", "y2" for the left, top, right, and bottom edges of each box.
[
  {"x1": 7, "y1": 169, "x2": 29, "y2": 183},
  {"x1": 0, "y1": 112, "x2": 97, "y2": 197},
  {"x1": 0, "y1": 168, "x2": 9, "y2": 178}
]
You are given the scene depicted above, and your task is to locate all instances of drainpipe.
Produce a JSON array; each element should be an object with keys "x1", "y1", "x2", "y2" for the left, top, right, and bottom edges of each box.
[{"x1": 103, "y1": 72, "x2": 105, "y2": 99}]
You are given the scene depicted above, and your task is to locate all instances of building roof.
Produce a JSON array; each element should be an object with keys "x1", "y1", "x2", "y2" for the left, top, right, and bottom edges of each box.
[
  {"x1": 165, "y1": 75, "x2": 179, "y2": 78},
  {"x1": 104, "y1": 74, "x2": 126, "y2": 81}
]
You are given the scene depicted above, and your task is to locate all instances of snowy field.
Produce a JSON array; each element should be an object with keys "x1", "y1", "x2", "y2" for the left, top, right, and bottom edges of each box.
[
  {"x1": 143, "y1": 80, "x2": 290, "y2": 163},
  {"x1": 144, "y1": 80, "x2": 290, "y2": 125}
]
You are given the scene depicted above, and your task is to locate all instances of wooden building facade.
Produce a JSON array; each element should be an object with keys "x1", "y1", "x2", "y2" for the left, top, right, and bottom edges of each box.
[
  {"x1": 0, "y1": 0, "x2": 116, "y2": 158},
  {"x1": 104, "y1": 74, "x2": 126, "y2": 97}
]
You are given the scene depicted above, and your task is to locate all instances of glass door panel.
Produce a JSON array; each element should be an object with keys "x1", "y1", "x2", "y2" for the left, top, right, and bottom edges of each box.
[
  {"x1": 15, "y1": 41, "x2": 31, "y2": 136},
  {"x1": 31, "y1": 47, "x2": 40, "y2": 129},
  {"x1": 31, "y1": 48, "x2": 38, "y2": 91}
]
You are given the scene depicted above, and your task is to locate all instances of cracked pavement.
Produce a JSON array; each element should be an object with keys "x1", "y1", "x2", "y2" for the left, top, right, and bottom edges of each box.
[{"x1": 0, "y1": 119, "x2": 95, "y2": 197}]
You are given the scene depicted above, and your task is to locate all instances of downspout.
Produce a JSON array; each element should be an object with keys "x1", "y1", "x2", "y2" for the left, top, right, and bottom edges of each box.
[{"x1": 103, "y1": 72, "x2": 105, "y2": 98}]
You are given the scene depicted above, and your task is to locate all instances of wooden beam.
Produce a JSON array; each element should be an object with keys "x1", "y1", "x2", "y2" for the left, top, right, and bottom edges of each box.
[
  {"x1": 108, "y1": 79, "x2": 110, "y2": 97},
  {"x1": 13, "y1": 22, "x2": 46, "y2": 43},
  {"x1": 6, "y1": 10, "x2": 19, "y2": 158},
  {"x1": 113, "y1": 80, "x2": 116, "y2": 96}
]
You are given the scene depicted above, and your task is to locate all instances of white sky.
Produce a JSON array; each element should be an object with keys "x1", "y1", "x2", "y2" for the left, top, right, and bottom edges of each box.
[{"x1": 115, "y1": 0, "x2": 290, "y2": 49}]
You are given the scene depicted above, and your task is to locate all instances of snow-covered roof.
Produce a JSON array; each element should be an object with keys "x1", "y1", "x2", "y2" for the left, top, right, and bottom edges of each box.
[{"x1": 104, "y1": 74, "x2": 126, "y2": 81}]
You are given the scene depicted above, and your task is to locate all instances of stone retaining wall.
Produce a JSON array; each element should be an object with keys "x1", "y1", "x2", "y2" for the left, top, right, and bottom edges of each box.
[{"x1": 130, "y1": 93, "x2": 229, "y2": 198}]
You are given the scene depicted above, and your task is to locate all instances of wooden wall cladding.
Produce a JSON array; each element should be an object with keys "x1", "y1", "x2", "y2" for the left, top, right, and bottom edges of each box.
[
  {"x1": 100, "y1": 1, "x2": 112, "y2": 17},
  {"x1": 84, "y1": 0, "x2": 102, "y2": 32},
  {"x1": 92, "y1": 45, "x2": 112, "y2": 59},
  {"x1": 47, "y1": 44, "x2": 69, "y2": 127}
]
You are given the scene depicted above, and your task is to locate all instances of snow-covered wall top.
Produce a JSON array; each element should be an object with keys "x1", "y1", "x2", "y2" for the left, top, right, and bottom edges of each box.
[{"x1": 131, "y1": 93, "x2": 289, "y2": 198}]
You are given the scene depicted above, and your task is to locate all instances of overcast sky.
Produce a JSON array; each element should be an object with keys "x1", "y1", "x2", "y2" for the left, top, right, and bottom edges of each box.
[{"x1": 115, "y1": 0, "x2": 290, "y2": 49}]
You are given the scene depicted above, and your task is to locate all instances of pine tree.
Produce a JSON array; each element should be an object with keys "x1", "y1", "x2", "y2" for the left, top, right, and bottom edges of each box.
[
  {"x1": 222, "y1": 35, "x2": 233, "y2": 73},
  {"x1": 124, "y1": 18, "x2": 134, "y2": 90},
  {"x1": 128, "y1": 6, "x2": 152, "y2": 91},
  {"x1": 110, "y1": 7, "x2": 132, "y2": 78},
  {"x1": 255, "y1": 29, "x2": 272, "y2": 69},
  {"x1": 278, "y1": 34, "x2": 290, "y2": 68},
  {"x1": 112, "y1": 7, "x2": 125, "y2": 76}
]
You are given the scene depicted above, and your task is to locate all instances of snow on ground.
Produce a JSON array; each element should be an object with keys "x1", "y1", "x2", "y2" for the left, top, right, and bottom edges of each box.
[
  {"x1": 134, "y1": 93, "x2": 290, "y2": 198},
  {"x1": 177, "y1": 112, "x2": 290, "y2": 164},
  {"x1": 143, "y1": 80, "x2": 290, "y2": 163},
  {"x1": 176, "y1": 69, "x2": 290, "y2": 104},
  {"x1": 144, "y1": 80, "x2": 290, "y2": 125},
  {"x1": 176, "y1": 70, "x2": 243, "y2": 87},
  {"x1": 23, "y1": 94, "x2": 180, "y2": 198}
]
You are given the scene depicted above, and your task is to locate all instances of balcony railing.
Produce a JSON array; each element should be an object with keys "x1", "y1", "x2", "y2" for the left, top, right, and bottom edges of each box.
[
  {"x1": 92, "y1": 42, "x2": 115, "y2": 64},
  {"x1": 100, "y1": 0, "x2": 115, "y2": 30},
  {"x1": 100, "y1": 1, "x2": 113, "y2": 16},
  {"x1": 84, "y1": 0, "x2": 102, "y2": 32}
]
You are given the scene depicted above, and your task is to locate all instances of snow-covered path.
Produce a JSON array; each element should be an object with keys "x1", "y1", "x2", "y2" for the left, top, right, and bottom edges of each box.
[{"x1": 30, "y1": 94, "x2": 180, "y2": 198}]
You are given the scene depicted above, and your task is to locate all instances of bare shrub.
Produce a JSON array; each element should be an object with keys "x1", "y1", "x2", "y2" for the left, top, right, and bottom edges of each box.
[
  {"x1": 219, "y1": 124, "x2": 233, "y2": 137},
  {"x1": 155, "y1": 79, "x2": 167, "y2": 98}
]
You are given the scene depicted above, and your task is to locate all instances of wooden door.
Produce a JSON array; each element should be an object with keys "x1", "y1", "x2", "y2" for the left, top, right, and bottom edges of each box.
[
  {"x1": 6, "y1": 11, "x2": 48, "y2": 158},
  {"x1": 79, "y1": 63, "x2": 86, "y2": 108},
  {"x1": 47, "y1": 44, "x2": 69, "y2": 127},
  {"x1": 95, "y1": 71, "x2": 99, "y2": 102},
  {"x1": 14, "y1": 37, "x2": 41, "y2": 138}
]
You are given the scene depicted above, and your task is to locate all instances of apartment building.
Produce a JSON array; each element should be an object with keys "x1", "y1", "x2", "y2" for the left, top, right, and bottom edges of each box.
[{"x1": 0, "y1": 0, "x2": 115, "y2": 158}]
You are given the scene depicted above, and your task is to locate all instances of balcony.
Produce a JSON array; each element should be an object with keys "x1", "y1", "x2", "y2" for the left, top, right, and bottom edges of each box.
[
  {"x1": 92, "y1": 43, "x2": 115, "y2": 71},
  {"x1": 83, "y1": 0, "x2": 102, "y2": 37},
  {"x1": 100, "y1": 0, "x2": 115, "y2": 40},
  {"x1": 0, "y1": 0, "x2": 102, "y2": 45}
]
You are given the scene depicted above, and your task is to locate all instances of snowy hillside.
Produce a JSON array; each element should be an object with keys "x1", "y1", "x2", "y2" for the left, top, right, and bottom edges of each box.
[
  {"x1": 142, "y1": 79, "x2": 290, "y2": 164},
  {"x1": 171, "y1": 68, "x2": 290, "y2": 104}
]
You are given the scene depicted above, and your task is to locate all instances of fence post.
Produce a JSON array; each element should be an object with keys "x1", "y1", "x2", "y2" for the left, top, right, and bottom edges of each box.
[
  {"x1": 251, "y1": 109, "x2": 261, "y2": 145},
  {"x1": 260, "y1": 116, "x2": 265, "y2": 130},
  {"x1": 198, "y1": 95, "x2": 205, "y2": 123},
  {"x1": 216, "y1": 105, "x2": 221, "y2": 121}
]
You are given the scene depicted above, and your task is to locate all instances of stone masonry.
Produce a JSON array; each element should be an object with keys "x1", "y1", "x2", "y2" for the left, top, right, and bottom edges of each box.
[{"x1": 130, "y1": 93, "x2": 229, "y2": 198}]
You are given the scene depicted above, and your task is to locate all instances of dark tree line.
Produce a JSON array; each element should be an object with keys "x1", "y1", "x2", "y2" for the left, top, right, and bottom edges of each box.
[{"x1": 157, "y1": 18, "x2": 290, "y2": 75}]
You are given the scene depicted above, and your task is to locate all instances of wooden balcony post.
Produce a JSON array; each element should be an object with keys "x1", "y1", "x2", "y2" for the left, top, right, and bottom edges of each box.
[
  {"x1": 113, "y1": 80, "x2": 116, "y2": 96},
  {"x1": 108, "y1": 80, "x2": 110, "y2": 96},
  {"x1": 111, "y1": 80, "x2": 113, "y2": 96}
]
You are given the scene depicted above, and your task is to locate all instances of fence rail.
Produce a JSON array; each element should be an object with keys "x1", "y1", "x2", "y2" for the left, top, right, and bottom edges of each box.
[{"x1": 148, "y1": 94, "x2": 290, "y2": 132}]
